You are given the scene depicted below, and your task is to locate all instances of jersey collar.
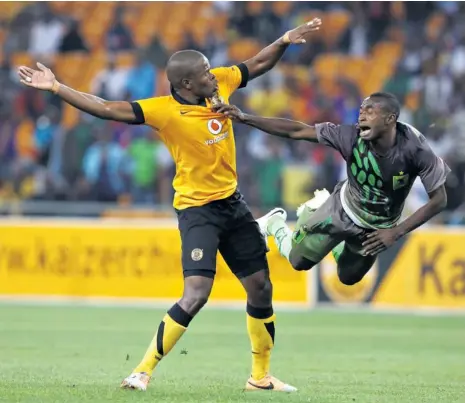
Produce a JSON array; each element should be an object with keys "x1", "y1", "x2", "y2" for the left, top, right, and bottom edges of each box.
[{"x1": 170, "y1": 86, "x2": 207, "y2": 107}]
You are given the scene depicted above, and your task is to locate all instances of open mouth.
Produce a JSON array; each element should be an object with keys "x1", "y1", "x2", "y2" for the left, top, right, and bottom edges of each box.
[{"x1": 359, "y1": 125, "x2": 371, "y2": 138}]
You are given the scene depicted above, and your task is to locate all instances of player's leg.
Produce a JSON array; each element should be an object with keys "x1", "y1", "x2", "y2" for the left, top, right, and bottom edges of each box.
[
  {"x1": 258, "y1": 189, "x2": 341, "y2": 271},
  {"x1": 122, "y1": 207, "x2": 220, "y2": 391},
  {"x1": 336, "y1": 241, "x2": 376, "y2": 285},
  {"x1": 219, "y1": 198, "x2": 296, "y2": 392}
]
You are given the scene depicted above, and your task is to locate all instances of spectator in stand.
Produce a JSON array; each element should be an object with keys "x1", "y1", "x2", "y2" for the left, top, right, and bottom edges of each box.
[
  {"x1": 28, "y1": 4, "x2": 64, "y2": 57},
  {"x1": 128, "y1": 128, "x2": 172, "y2": 204},
  {"x1": 91, "y1": 55, "x2": 129, "y2": 101},
  {"x1": 58, "y1": 19, "x2": 89, "y2": 53},
  {"x1": 145, "y1": 34, "x2": 169, "y2": 69},
  {"x1": 126, "y1": 51, "x2": 156, "y2": 101},
  {"x1": 106, "y1": 6, "x2": 135, "y2": 52},
  {"x1": 80, "y1": 127, "x2": 128, "y2": 202}
]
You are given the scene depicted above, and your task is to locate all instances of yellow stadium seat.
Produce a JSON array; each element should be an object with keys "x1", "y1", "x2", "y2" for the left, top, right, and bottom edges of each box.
[
  {"x1": 312, "y1": 54, "x2": 342, "y2": 79},
  {"x1": 390, "y1": 2, "x2": 405, "y2": 20},
  {"x1": 62, "y1": 104, "x2": 79, "y2": 129},
  {"x1": 340, "y1": 57, "x2": 367, "y2": 85},
  {"x1": 404, "y1": 91, "x2": 420, "y2": 110},
  {"x1": 11, "y1": 52, "x2": 32, "y2": 68},
  {"x1": 426, "y1": 12, "x2": 446, "y2": 41},
  {"x1": 322, "y1": 10, "x2": 351, "y2": 47},
  {"x1": 371, "y1": 41, "x2": 402, "y2": 69},
  {"x1": 272, "y1": 2, "x2": 293, "y2": 17},
  {"x1": 116, "y1": 52, "x2": 135, "y2": 68},
  {"x1": 246, "y1": 2, "x2": 265, "y2": 16},
  {"x1": 228, "y1": 39, "x2": 261, "y2": 64},
  {"x1": 0, "y1": 29, "x2": 5, "y2": 51}
]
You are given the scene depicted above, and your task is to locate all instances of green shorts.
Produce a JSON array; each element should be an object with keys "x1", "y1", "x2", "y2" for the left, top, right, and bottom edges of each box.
[{"x1": 291, "y1": 183, "x2": 372, "y2": 263}]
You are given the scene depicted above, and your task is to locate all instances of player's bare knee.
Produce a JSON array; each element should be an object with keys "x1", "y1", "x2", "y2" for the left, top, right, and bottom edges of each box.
[
  {"x1": 180, "y1": 275, "x2": 213, "y2": 315},
  {"x1": 179, "y1": 292, "x2": 209, "y2": 315},
  {"x1": 241, "y1": 270, "x2": 273, "y2": 306},
  {"x1": 255, "y1": 276, "x2": 272, "y2": 301}
]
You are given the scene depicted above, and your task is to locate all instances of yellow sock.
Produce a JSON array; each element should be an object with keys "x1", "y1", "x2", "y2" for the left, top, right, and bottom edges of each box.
[
  {"x1": 133, "y1": 303, "x2": 192, "y2": 376},
  {"x1": 246, "y1": 304, "x2": 276, "y2": 380}
]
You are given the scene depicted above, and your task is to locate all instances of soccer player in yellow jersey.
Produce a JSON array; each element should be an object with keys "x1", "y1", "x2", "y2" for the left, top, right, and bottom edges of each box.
[{"x1": 18, "y1": 17, "x2": 321, "y2": 393}]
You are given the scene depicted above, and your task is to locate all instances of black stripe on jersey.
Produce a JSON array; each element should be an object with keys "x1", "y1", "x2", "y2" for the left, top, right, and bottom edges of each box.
[
  {"x1": 237, "y1": 63, "x2": 249, "y2": 89},
  {"x1": 129, "y1": 102, "x2": 145, "y2": 125}
]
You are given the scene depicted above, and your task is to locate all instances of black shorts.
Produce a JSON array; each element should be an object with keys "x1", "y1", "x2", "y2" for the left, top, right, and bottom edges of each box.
[{"x1": 175, "y1": 191, "x2": 268, "y2": 279}]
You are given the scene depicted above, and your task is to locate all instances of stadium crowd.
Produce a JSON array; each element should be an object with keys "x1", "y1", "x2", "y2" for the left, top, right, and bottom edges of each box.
[{"x1": 0, "y1": 1, "x2": 464, "y2": 223}]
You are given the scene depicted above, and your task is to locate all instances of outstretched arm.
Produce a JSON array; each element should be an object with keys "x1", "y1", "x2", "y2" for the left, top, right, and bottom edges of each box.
[
  {"x1": 362, "y1": 185, "x2": 447, "y2": 256},
  {"x1": 213, "y1": 103, "x2": 318, "y2": 142},
  {"x1": 244, "y1": 18, "x2": 321, "y2": 80},
  {"x1": 18, "y1": 63, "x2": 139, "y2": 123}
]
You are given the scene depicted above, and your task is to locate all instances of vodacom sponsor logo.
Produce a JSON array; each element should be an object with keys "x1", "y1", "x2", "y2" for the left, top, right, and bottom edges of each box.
[{"x1": 205, "y1": 119, "x2": 229, "y2": 145}]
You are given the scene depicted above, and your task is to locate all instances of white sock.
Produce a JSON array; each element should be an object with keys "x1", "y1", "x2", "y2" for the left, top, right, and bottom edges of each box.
[{"x1": 269, "y1": 218, "x2": 293, "y2": 260}]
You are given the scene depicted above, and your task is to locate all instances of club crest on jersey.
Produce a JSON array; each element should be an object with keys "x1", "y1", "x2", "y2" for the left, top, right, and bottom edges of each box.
[
  {"x1": 207, "y1": 119, "x2": 223, "y2": 135},
  {"x1": 393, "y1": 171, "x2": 409, "y2": 190}
]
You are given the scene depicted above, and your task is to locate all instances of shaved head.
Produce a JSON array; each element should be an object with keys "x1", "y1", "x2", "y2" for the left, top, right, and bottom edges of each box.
[{"x1": 166, "y1": 50, "x2": 208, "y2": 90}]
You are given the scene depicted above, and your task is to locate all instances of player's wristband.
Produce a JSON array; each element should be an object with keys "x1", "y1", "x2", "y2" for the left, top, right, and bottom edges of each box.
[
  {"x1": 282, "y1": 31, "x2": 291, "y2": 44},
  {"x1": 51, "y1": 80, "x2": 60, "y2": 94}
]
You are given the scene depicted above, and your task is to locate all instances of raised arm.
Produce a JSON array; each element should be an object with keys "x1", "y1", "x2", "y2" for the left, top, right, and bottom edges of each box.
[
  {"x1": 244, "y1": 18, "x2": 321, "y2": 80},
  {"x1": 18, "y1": 63, "x2": 140, "y2": 124},
  {"x1": 213, "y1": 103, "x2": 318, "y2": 142}
]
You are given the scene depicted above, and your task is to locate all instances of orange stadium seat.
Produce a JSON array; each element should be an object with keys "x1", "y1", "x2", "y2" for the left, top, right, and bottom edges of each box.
[
  {"x1": 426, "y1": 12, "x2": 446, "y2": 41},
  {"x1": 296, "y1": 11, "x2": 325, "y2": 41},
  {"x1": 272, "y1": 2, "x2": 293, "y2": 17},
  {"x1": 246, "y1": 1, "x2": 265, "y2": 16},
  {"x1": 62, "y1": 104, "x2": 79, "y2": 129},
  {"x1": 322, "y1": 10, "x2": 351, "y2": 47},
  {"x1": 133, "y1": 3, "x2": 169, "y2": 47},
  {"x1": 404, "y1": 91, "x2": 420, "y2": 111},
  {"x1": 390, "y1": 2, "x2": 406, "y2": 20},
  {"x1": 228, "y1": 39, "x2": 261, "y2": 64},
  {"x1": 11, "y1": 52, "x2": 33, "y2": 68},
  {"x1": 340, "y1": 57, "x2": 368, "y2": 86},
  {"x1": 211, "y1": 14, "x2": 228, "y2": 37},
  {"x1": 312, "y1": 54, "x2": 342, "y2": 79},
  {"x1": 2, "y1": 1, "x2": 30, "y2": 19},
  {"x1": 81, "y1": 3, "x2": 115, "y2": 50},
  {"x1": 116, "y1": 52, "x2": 136, "y2": 68}
]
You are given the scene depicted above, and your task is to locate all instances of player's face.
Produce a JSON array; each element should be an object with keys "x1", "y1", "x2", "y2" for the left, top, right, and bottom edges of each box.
[
  {"x1": 358, "y1": 98, "x2": 391, "y2": 141},
  {"x1": 190, "y1": 57, "x2": 218, "y2": 99}
]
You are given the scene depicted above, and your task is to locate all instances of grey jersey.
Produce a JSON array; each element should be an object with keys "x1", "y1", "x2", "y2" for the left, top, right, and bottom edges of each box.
[{"x1": 315, "y1": 122, "x2": 451, "y2": 229}]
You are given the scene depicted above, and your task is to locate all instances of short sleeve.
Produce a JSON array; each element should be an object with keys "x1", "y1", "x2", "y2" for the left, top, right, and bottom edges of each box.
[
  {"x1": 415, "y1": 135, "x2": 451, "y2": 193},
  {"x1": 211, "y1": 64, "x2": 249, "y2": 97},
  {"x1": 315, "y1": 123, "x2": 357, "y2": 160},
  {"x1": 130, "y1": 97, "x2": 171, "y2": 130}
]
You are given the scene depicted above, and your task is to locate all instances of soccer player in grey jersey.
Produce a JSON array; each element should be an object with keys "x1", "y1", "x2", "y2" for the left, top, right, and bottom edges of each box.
[{"x1": 213, "y1": 93, "x2": 450, "y2": 285}]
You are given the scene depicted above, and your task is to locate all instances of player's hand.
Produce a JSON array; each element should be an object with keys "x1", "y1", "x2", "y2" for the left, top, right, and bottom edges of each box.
[
  {"x1": 361, "y1": 228, "x2": 401, "y2": 256},
  {"x1": 17, "y1": 62, "x2": 56, "y2": 91},
  {"x1": 284, "y1": 18, "x2": 322, "y2": 44},
  {"x1": 212, "y1": 103, "x2": 245, "y2": 122}
]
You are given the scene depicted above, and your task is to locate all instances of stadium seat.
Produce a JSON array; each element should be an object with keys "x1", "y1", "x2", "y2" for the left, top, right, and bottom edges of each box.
[
  {"x1": 62, "y1": 104, "x2": 79, "y2": 129},
  {"x1": 246, "y1": 1, "x2": 265, "y2": 16},
  {"x1": 312, "y1": 54, "x2": 342, "y2": 79},
  {"x1": 339, "y1": 57, "x2": 367, "y2": 85},
  {"x1": 426, "y1": 12, "x2": 446, "y2": 41},
  {"x1": 322, "y1": 10, "x2": 352, "y2": 47},
  {"x1": 271, "y1": 2, "x2": 293, "y2": 17},
  {"x1": 11, "y1": 52, "x2": 33, "y2": 68},
  {"x1": 228, "y1": 39, "x2": 261, "y2": 64}
]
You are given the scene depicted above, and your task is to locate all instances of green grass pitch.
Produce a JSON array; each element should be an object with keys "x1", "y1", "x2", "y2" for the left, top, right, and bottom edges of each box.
[{"x1": 0, "y1": 304, "x2": 464, "y2": 403}]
